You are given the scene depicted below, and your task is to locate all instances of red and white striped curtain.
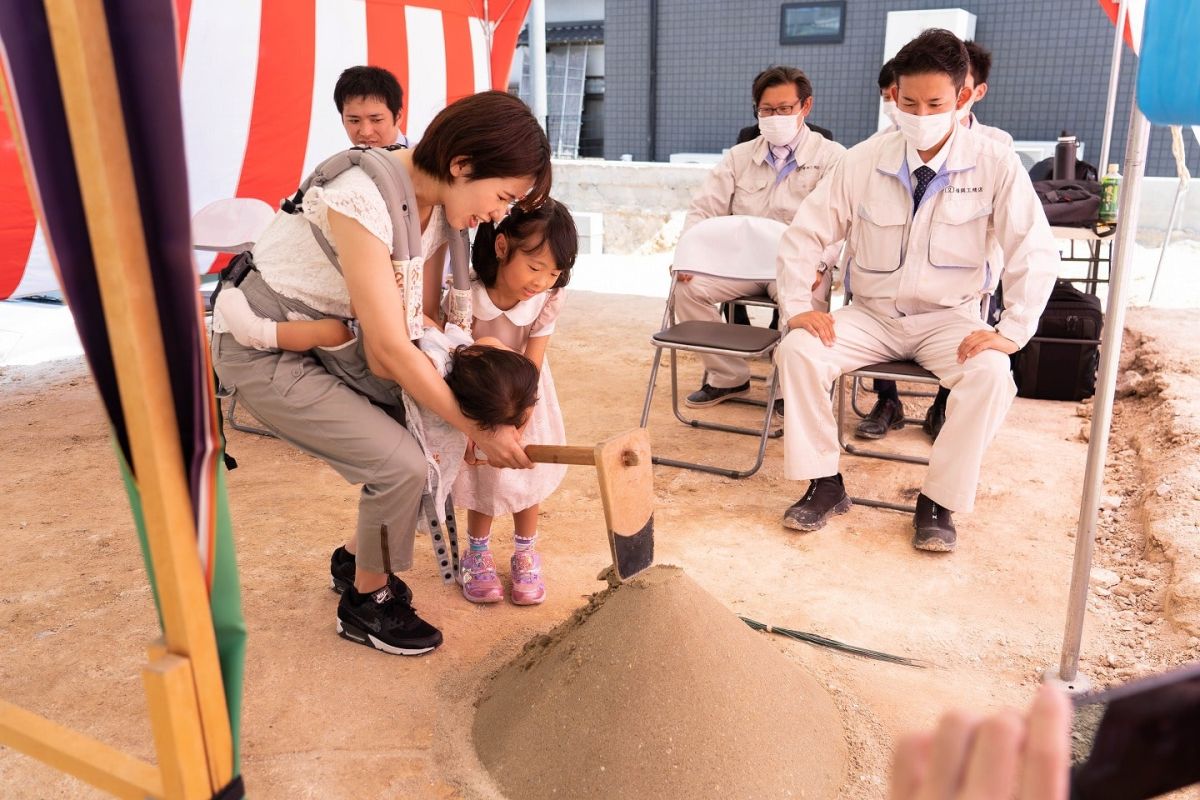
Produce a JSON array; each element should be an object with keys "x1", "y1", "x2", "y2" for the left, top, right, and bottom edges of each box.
[{"x1": 0, "y1": 0, "x2": 531, "y2": 299}]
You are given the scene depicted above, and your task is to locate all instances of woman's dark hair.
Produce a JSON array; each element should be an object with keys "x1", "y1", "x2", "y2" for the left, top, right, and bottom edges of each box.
[
  {"x1": 413, "y1": 91, "x2": 551, "y2": 210},
  {"x1": 471, "y1": 198, "x2": 577, "y2": 290},
  {"x1": 334, "y1": 66, "x2": 403, "y2": 118},
  {"x1": 751, "y1": 66, "x2": 813, "y2": 107},
  {"x1": 877, "y1": 59, "x2": 896, "y2": 91},
  {"x1": 963, "y1": 41, "x2": 992, "y2": 86},
  {"x1": 445, "y1": 345, "x2": 540, "y2": 430},
  {"x1": 891, "y1": 29, "x2": 970, "y2": 92}
]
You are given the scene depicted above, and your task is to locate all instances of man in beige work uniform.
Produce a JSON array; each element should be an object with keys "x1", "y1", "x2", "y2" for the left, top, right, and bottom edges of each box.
[
  {"x1": 774, "y1": 29, "x2": 1059, "y2": 553},
  {"x1": 674, "y1": 66, "x2": 845, "y2": 408}
]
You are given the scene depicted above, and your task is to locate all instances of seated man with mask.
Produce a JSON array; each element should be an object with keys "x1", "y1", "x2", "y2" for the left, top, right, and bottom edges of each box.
[
  {"x1": 675, "y1": 66, "x2": 845, "y2": 408},
  {"x1": 774, "y1": 29, "x2": 1058, "y2": 552}
]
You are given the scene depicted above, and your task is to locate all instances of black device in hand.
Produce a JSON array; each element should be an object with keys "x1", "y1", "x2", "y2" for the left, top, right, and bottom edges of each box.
[{"x1": 1070, "y1": 661, "x2": 1200, "y2": 800}]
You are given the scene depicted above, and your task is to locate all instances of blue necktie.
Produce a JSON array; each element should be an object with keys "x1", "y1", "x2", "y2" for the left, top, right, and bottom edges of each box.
[{"x1": 912, "y1": 165, "x2": 936, "y2": 214}]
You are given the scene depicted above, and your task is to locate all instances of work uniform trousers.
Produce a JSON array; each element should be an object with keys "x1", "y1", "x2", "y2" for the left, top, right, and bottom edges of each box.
[
  {"x1": 212, "y1": 271, "x2": 427, "y2": 574},
  {"x1": 673, "y1": 272, "x2": 829, "y2": 389},
  {"x1": 776, "y1": 304, "x2": 1016, "y2": 513}
]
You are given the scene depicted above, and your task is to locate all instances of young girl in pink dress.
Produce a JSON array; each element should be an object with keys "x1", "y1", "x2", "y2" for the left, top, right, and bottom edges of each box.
[{"x1": 455, "y1": 200, "x2": 577, "y2": 605}]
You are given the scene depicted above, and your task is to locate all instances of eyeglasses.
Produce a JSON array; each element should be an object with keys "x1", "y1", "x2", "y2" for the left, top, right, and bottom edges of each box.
[{"x1": 755, "y1": 103, "x2": 800, "y2": 117}]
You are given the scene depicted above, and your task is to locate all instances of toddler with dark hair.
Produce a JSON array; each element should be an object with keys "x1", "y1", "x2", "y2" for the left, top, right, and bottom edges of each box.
[{"x1": 212, "y1": 289, "x2": 539, "y2": 433}]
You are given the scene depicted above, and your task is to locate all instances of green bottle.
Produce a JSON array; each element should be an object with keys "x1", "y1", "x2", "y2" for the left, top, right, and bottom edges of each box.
[{"x1": 1099, "y1": 163, "x2": 1121, "y2": 224}]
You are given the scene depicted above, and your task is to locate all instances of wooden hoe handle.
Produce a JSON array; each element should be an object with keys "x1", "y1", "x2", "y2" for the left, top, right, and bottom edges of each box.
[{"x1": 525, "y1": 444, "x2": 596, "y2": 466}]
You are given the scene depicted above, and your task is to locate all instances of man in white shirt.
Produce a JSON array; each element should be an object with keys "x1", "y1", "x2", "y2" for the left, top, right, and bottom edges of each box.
[
  {"x1": 334, "y1": 65, "x2": 409, "y2": 149},
  {"x1": 675, "y1": 66, "x2": 845, "y2": 408},
  {"x1": 859, "y1": 39, "x2": 1018, "y2": 442},
  {"x1": 959, "y1": 41, "x2": 1013, "y2": 148},
  {"x1": 774, "y1": 29, "x2": 1059, "y2": 553},
  {"x1": 877, "y1": 59, "x2": 897, "y2": 133}
]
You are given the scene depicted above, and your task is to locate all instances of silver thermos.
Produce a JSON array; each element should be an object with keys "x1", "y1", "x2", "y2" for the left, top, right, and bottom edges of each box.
[{"x1": 1054, "y1": 130, "x2": 1077, "y2": 181}]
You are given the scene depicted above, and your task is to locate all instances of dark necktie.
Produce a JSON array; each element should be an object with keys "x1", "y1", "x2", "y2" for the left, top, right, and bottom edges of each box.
[{"x1": 912, "y1": 165, "x2": 936, "y2": 214}]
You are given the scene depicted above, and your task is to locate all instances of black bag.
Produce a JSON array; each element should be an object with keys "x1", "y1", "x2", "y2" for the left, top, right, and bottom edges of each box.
[
  {"x1": 1028, "y1": 157, "x2": 1099, "y2": 182},
  {"x1": 1012, "y1": 280, "x2": 1103, "y2": 401},
  {"x1": 1033, "y1": 179, "x2": 1102, "y2": 227}
]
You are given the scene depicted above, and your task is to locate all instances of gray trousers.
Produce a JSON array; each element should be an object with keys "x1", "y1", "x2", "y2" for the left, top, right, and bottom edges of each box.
[{"x1": 212, "y1": 271, "x2": 426, "y2": 574}]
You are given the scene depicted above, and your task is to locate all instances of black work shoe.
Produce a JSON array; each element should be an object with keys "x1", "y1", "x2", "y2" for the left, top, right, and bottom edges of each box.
[
  {"x1": 855, "y1": 397, "x2": 905, "y2": 439},
  {"x1": 922, "y1": 393, "x2": 948, "y2": 441},
  {"x1": 783, "y1": 474, "x2": 852, "y2": 532},
  {"x1": 685, "y1": 380, "x2": 751, "y2": 408},
  {"x1": 329, "y1": 546, "x2": 413, "y2": 604},
  {"x1": 330, "y1": 546, "x2": 356, "y2": 594},
  {"x1": 336, "y1": 575, "x2": 443, "y2": 656},
  {"x1": 912, "y1": 493, "x2": 957, "y2": 552}
]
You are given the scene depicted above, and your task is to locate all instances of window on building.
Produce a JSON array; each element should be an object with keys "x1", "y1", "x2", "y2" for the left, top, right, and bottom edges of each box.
[{"x1": 780, "y1": 1, "x2": 846, "y2": 45}]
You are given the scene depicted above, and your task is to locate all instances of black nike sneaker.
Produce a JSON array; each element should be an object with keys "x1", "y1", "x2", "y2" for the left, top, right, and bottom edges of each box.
[
  {"x1": 329, "y1": 546, "x2": 412, "y2": 604},
  {"x1": 335, "y1": 575, "x2": 443, "y2": 656}
]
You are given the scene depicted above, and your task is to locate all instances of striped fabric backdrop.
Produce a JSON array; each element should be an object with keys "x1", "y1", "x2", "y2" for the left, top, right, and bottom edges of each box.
[{"x1": 0, "y1": 0, "x2": 530, "y2": 299}]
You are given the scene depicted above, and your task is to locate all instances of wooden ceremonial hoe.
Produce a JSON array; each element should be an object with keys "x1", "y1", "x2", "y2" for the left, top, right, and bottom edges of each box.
[{"x1": 525, "y1": 428, "x2": 655, "y2": 582}]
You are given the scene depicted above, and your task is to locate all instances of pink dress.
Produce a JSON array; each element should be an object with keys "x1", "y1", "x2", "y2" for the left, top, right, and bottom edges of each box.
[{"x1": 453, "y1": 281, "x2": 568, "y2": 516}]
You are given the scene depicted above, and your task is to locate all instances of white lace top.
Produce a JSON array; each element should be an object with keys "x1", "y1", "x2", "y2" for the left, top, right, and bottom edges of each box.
[
  {"x1": 252, "y1": 165, "x2": 448, "y2": 318},
  {"x1": 421, "y1": 205, "x2": 452, "y2": 258}
]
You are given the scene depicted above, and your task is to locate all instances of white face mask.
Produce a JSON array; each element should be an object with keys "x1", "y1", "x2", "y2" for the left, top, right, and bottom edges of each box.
[
  {"x1": 882, "y1": 100, "x2": 897, "y2": 121},
  {"x1": 893, "y1": 107, "x2": 955, "y2": 150},
  {"x1": 758, "y1": 113, "x2": 801, "y2": 147}
]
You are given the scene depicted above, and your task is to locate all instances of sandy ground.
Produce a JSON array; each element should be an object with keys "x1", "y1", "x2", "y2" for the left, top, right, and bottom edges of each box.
[{"x1": 2, "y1": 290, "x2": 1199, "y2": 798}]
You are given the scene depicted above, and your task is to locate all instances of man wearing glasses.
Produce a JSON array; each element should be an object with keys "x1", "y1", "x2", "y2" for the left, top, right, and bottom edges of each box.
[{"x1": 675, "y1": 66, "x2": 845, "y2": 409}]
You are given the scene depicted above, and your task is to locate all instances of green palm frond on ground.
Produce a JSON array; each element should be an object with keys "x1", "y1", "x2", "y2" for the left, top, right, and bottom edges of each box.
[{"x1": 740, "y1": 617, "x2": 926, "y2": 668}]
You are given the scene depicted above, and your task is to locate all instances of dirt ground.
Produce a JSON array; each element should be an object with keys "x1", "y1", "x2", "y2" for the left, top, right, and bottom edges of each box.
[{"x1": 1, "y1": 292, "x2": 1198, "y2": 798}]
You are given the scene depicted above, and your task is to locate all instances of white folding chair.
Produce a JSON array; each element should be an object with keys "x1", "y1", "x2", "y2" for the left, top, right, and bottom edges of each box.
[
  {"x1": 192, "y1": 197, "x2": 276, "y2": 437},
  {"x1": 640, "y1": 215, "x2": 786, "y2": 478},
  {"x1": 192, "y1": 197, "x2": 275, "y2": 254}
]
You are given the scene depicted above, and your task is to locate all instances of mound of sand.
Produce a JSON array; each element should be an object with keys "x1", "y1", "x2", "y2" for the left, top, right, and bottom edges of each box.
[{"x1": 473, "y1": 565, "x2": 848, "y2": 799}]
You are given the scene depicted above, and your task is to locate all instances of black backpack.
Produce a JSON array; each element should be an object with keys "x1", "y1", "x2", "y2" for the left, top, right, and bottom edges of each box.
[
  {"x1": 1032, "y1": 179, "x2": 1103, "y2": 227},
  {"x1": 1028, "y1": 157, "x2": 1099, "y2": 183},
  {"x1": 1011, "y1": 280, "x2": 1103, "y2": 401}
]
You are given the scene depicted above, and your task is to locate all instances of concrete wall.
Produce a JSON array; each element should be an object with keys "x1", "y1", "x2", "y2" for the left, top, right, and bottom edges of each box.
[
  {"x1": 552, "y1": 159, "x2": 1200, "y2": 254},
  {"x1": 604, "y1": 0, "x2": 1200, "y2": 179},
  {"x1": 551, "y1": 159, "x2": 709, "y2": 253}
]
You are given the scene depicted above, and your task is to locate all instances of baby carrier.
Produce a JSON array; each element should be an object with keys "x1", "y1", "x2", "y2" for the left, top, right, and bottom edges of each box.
[
  {"x1": 282, "y1": 145, "x2": 474, "y2": 335},
  {"x1": 281, "y1": 146, "x2": 474, "y2": 584}
]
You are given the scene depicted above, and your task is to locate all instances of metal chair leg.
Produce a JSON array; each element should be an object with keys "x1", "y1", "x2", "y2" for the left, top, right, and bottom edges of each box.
[
  {"x1": 835, "y1": 376, "x2": 923, "y2": 513},
  {"x1": 836, "y1": 376, "x2": 931, "y2": 466},
  {"x1": 652, "y1": 364, "x2": 781, "y2": 479},
  {"x1": 849, "y1": 495, "x2": 918, "y2": 514},
  {"x1": 666, "y1": 349, "x2": 783, "y2": 439},
  {"x1": 640, "y1": 345, "x2": 665, "y2": 428},
  {"x1": 644, "y1": 345, "x2": 781, "y2": 478},
  {"x1": 225, "y1": 395, "x2": 275, "y2": 438}
]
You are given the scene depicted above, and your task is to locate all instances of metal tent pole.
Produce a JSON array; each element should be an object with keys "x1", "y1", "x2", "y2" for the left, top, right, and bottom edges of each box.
[
  {"x1": 1098, "y1": 0, "x2": 1129, "y2": 171},
  {"x1": 1149, "y1": 180, "x2": 1188, "y2": 302},
  {"x1": 1053, "y1": 88, "x2": 1151, "y2": 688},
  {"x1": 529, "y1": 0, "x2": 547, "y2": 131},
  {"x1": 1149, "y1": 126, "x2": 1191, "y2": 303}
]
